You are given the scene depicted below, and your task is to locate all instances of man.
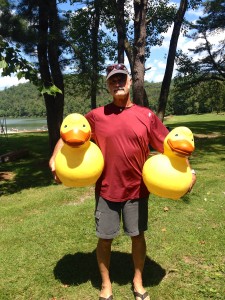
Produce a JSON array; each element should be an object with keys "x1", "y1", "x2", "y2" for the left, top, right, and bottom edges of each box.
[{"x1": 49, "y1": 63, "x2": 196, "y2": 300}]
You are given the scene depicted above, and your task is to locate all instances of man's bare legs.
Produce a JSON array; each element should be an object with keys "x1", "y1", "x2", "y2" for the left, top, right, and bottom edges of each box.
[
  {"x1": 96, "y1": 233, "x2": 149, "y2": 299},
  {"x1": 96, "y1": 238, "x2": 113, "y2": 298},
  {"x1": 132, "y1": 232, "x2": 150, "y2": 299}
]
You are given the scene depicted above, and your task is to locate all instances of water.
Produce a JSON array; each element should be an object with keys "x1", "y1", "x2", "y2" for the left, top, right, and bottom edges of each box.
[{"x1": 1, "y1": 118, "x2": 47, "y2": 133}]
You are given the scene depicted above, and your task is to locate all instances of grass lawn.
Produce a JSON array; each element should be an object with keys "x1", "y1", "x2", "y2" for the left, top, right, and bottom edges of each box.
[{"x1": 0, "y1": 113, "x2": 224, "y2": 300}]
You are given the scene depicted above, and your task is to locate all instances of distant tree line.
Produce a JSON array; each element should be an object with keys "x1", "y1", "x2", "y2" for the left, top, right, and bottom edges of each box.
[{"x1": 0, "y1": 74, "x2": 224, "y2": 119}]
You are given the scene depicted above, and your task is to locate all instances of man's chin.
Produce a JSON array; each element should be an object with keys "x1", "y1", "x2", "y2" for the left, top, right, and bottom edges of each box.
[{"x1": 114, "y1": 89, "x2": 124, "y2": 94}]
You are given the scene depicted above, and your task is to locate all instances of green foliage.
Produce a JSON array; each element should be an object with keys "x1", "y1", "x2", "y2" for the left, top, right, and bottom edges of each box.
[
  {"x1": 40, "y1": 84, "x2": 63, "y2": 96},
  {"x1": 1, "y1": 74, "x2": 223, "y2": 118},
  {"x1": 175, "y1": 0, "x2": 225, "y2": 87},
  {"x1": 146, "y1": 0, "x2": 176, "y2": 52},
  {"x1": 173, "y1": 78, "x2": 225, "y2": 114},
  {"x1": 0, "y1": 83, "x2": 45, "y2": 118},
  {"x1": 0, "y1": 76, "x2": 161, "y2": 118},
  {"x1": 0, "y1": 39, "x2": 39, "y2": 85},
  {"x1": 200, "y1": 0, "x2": 225, "y2": 31}
]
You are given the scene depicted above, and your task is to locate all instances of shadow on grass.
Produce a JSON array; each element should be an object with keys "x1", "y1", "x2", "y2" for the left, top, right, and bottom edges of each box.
[
  {"x1": 0, "y1": 133, "x2": 54, "y2": 196},
  {"x1": 54, "y1": 250, "x2": 166, "y2": 288},
  {"x1": 167, "y1": 120, "x2": 225, "y2": 158},
  {"x1": 167, "y1": 120, "x2": 225, "y2": 135},
  {"x1": 1, "y1": 119, "x2": 224, "y2": 196}
]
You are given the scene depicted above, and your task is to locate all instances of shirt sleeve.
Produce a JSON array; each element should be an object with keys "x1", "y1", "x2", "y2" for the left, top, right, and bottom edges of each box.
[
  {"x1": 85, "y1": 110, "x2": 96, "y2": 142},
  {"x1": 149, "y1": 113, "x2": 169, "y2": 153}
]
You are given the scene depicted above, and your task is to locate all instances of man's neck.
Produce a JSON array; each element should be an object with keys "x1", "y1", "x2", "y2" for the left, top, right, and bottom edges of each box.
[{"x1": 113, "y1": 96, "x2": 133, "y2": 107}]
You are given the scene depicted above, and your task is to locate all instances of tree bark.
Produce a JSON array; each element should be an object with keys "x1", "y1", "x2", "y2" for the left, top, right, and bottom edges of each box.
[
  {"x1": 116, "y1": 0, "x2": 126, "y2": 63},
  {"x1": 132, "y1": 0, "x2": 148, "y2": 107},
  {"x1": 38, "y1": 0, "x2": 64, "y2": 154},
  {"x1": 90, "y1": 0, "x2": 100, "y2": 109},
  {"x1": 157, "y1": 0, "x2": 188, "y2": 121}
]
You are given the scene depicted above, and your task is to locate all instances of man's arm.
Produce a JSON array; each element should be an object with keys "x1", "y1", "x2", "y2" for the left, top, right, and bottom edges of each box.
[
  {"x1": 186, "y1": 158, "x2": 197, "y2": 192},
  {"x1": 49, "y1": 138, "x2": 64, "y2": 183}
]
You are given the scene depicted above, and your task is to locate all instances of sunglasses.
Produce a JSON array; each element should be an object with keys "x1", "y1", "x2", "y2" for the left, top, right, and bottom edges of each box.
[{"x1": 106, "y1": 63, "x2": 128, "y2": 76}]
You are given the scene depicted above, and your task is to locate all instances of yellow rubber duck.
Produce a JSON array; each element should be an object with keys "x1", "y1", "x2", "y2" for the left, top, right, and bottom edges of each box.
[
  {"x1": 55, "y1": 113, "x2": 104, "y2": 187},
  {"x1": 142, "y1": 126, "x2": 195, "y2": 200}
]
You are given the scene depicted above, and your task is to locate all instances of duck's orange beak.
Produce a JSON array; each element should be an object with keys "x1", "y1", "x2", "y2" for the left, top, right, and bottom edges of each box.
[
  {"x1": 61, "y1": 129, "x2": 91, "y2": 147},
  {"x1": 167, "y1": 139, "x2": 195, "y2": 156}
]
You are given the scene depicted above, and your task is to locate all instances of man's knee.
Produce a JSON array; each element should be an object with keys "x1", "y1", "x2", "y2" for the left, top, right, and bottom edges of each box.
[
  {"x1": 98, "y1": 238, "x2": 113, "y2": 248},
  {"x1": 131, "y1": 232, "x2": 145, "y2": 242}
]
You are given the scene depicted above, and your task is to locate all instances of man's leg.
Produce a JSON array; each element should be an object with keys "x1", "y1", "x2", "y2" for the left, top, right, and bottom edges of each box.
[
  {"x1": 94, "y1": 196, "x2": 121, "y2": 298},
  {"x1": 131, "y1": 232, "x2": 149, "y2": 297},
  {"x1": 96, "y1": 238, "x2": 113, "y2": 298},
  {"x1": 122, "y1": 197, "x2": 149, "y2": 296}
]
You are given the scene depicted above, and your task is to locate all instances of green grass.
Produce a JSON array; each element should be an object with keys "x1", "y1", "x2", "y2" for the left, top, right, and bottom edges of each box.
[{"x1": 0, "y1": 113, "x2": 224, "y2": 299}]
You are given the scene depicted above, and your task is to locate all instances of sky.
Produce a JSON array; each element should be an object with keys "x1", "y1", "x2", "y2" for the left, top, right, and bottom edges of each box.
[
  {"x1": 144, "y1": 7, "x2": 203, "y2": 82},
  {"x1": 0, "y1": 0, "x2": 222, "y2": 90}
]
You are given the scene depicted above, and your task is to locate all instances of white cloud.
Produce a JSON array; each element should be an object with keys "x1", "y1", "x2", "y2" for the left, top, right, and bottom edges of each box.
[
  {"x1": 157, "y1": 61, "x2": 167, "y2": 69},
  {"x1": 186, "y1": 7, "x2": 203, "y2": 19},
  {"x1": 177, "y1": 28, "x2": 225, "y2": 63},
  {"x1": 144, "y1": 62, "x2": 165, "y2": 83},
  {"x1": 145, "y1": 69, "x2": 164, "y2": 82},
  {"x1": 154, "y1": 73, "x2": 164, "y2": 82},
  {"x1": 0, "y1": 73, "x2": 28, "y2": 90},
  {"x1": 145, "y1": 70, "x2": 155, "y2": 82}
]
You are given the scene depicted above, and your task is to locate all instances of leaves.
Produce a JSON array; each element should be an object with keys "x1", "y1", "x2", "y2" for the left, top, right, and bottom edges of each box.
[
  {"x1": 40, "y1": 85, "x2": 63, "y2": 96},
  {"x1": 0, "y1": 58, "x2": 7, "y2": 69}
]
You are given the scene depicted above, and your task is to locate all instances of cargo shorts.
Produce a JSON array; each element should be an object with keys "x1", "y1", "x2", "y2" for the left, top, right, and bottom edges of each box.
[{"x1": 95, "y1": 195, "x2": 148, "y2": 239}]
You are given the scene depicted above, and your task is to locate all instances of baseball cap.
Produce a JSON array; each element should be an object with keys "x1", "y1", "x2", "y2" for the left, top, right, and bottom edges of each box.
[{"x1": 106, "y1": 63, "x2": 129, "y2": 80}]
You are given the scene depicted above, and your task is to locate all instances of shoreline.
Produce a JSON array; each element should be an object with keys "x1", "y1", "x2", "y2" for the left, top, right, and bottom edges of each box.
[{"x1": 2, "y1": 128, "x2": 48, "y2": 134}]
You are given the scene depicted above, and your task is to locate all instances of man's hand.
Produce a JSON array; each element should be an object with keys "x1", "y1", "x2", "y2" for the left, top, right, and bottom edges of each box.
[
  {"x1": 49, "y1": 157, "x2": 61, "y2": 184},
  {"x1": 49, "y1": 138, "x2": 64, "y2": 184},
  {"x1": 188, "y1": 171, "x2": 196, "y2": 192}
]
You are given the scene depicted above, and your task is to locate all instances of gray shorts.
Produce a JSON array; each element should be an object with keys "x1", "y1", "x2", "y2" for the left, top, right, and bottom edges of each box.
[{"x1": 95, "y1": 195, "x2": 148, "y2": 239}]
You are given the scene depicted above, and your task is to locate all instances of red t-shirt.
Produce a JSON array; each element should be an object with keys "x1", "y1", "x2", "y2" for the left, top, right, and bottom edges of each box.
[{"x1": 85, "y1": 103, "x2": 169, "y2": 202}]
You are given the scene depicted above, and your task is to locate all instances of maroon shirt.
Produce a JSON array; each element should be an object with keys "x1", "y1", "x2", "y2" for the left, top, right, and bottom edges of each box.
[{"x1": 85, "y1": 103, "x2": 169, "y2": 202}]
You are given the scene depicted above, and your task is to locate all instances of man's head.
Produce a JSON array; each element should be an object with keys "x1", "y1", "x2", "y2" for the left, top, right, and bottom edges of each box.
[
  {"x1": 106, "y1": 63, "x2": 129, "y2": 80},
  {"x1": 106, "y1": 63, "x2": 132, "y2": 103}
]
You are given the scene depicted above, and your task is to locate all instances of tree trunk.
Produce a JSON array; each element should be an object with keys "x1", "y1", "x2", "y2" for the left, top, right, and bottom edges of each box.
[
  {"x1": 116, "y1": 0, "x2": 126, "y2": 63},
  {"x1": 157, "y1": 0, "x2": 188, "y2": 121},
  {"x1": 132, "y1": 0, "x2": 148, "y2": 107},
  {"x1": 38, "y1": 0, "x2": 64, "y2": 154},
  {"x1": 90, "y1": 0, "x2": 100, "y2": 109}
]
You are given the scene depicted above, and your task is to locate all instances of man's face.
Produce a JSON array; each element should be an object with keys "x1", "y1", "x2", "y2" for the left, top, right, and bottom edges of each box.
[{"x1": 107, "y1": 74, "x2": 132, "y2": 98}]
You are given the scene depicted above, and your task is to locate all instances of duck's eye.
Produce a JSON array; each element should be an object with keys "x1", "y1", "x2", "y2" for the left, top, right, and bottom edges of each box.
[
  {"x1": 83, "y1": 124, "x2": 86, "y2": 127},
  {"x1": 175, "y1": 134, "x2": 179, "y2": 137},
  {"x1": 64, "y1": 125, "x2": 68, "y2": 128}
]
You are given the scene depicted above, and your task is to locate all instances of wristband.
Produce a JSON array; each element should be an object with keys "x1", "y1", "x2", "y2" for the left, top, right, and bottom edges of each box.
[{"x1": 191, "y1": 169, "x2": 196, "y2": 175}]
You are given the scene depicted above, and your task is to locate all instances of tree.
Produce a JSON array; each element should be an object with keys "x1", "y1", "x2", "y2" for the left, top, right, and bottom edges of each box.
[
  {"x1": 66, "y1": 0, "x2": 106, "y2": 110},
  {"x1": 157, "y1": 0, "x2": 188, "y2": 121},
  {"x1": 106, "y1": 0, "x2": 176, "y2": 106},
  {"x1": 0, "y1": 0, "x2": 38, "y2": 85},
  {"x1": 172, "y1": 76, "x2": 225, "y2": 114},
  {"x1": 175, "y1": 0, "x2": 225, "y2": 86},
  {"x1": 0, "y1": 0, "x2": 65, "y2": 153},
  {"x1": 0, "y1": 0, "x2": 207, "y2": 151},
  {"x1": 132, "y1": 0, "x2": 148, "y2": 106},
  {"x1": 37, "y1": 0, "x2": 64, "y2": 153}
]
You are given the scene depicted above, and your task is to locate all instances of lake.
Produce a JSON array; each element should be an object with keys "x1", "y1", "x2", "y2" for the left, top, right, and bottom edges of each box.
[{"x1": 1, "y1": 118, "x2": 47, "y2": 133}]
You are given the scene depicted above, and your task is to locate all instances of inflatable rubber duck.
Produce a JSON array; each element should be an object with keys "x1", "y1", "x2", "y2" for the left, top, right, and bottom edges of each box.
[
  {"x1": 142, "y1": 126, "x2": 195, "y2": 200},
  {"x1": 55, "y1": 113, "x2": 104, "y2": 187}
]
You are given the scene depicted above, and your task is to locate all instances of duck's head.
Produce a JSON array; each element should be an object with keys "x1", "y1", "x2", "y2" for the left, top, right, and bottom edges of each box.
[
  {"x1": 60, "y1": 113, "x2": 91, "y2": 147},
  {"x1": 164, "y1": 126, "x2": 195, "y2": 157}
]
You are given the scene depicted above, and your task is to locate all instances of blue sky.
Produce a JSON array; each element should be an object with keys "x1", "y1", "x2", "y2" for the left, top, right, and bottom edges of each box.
[
  {"x1": 0, "y1": 0, "x2": 221, "y2": 89},
  {"x1": 144, "y1": 6, "x2": 203, "y2": 82}
]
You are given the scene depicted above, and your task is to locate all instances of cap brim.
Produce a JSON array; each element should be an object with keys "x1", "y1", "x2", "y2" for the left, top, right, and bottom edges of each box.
[{"x1": 106, "y1": 69, "x2": 128, "y2": 80}]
